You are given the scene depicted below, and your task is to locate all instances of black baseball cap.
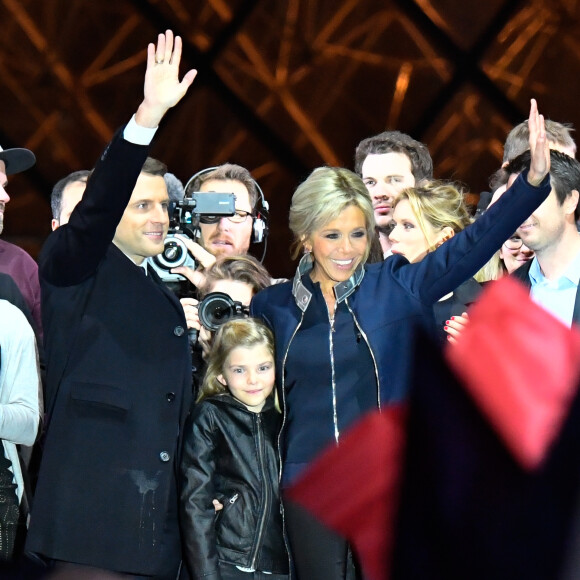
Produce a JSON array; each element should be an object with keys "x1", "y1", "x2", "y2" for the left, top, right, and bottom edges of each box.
[{"x1": 0, "y1": 145, "x2": 36, "y2": 175}]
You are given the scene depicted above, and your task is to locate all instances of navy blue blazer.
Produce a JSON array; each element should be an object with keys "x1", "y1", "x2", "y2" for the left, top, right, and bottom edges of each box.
[
  {"x1": 26, "y1": 130, "x2": 192, "y2": 575},
  {"x1": 251, "y1": 172, "x2": 551, "y2": 413}
]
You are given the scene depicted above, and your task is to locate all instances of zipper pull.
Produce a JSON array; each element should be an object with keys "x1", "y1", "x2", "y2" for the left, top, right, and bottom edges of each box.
[{"x1": 229, "y1": 493, "x2": 239, "y2": 504}]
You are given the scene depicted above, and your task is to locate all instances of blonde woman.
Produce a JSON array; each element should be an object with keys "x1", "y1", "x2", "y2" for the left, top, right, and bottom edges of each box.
[
  {"x1": 250, "y1": 99, "x2": 551, "y2": 580},
  {"x1": 389, "y1": 180, "x2": 482, "y2": 342}
]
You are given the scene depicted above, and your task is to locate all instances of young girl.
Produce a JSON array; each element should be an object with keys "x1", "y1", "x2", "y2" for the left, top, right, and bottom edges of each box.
[{"x1": 180, "y1": 318, "x2": 289, "y2": 580}]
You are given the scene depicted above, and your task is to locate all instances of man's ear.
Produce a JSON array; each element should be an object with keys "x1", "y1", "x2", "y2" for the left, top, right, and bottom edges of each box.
[
  {"x1": 565, "y1": 189, "x2": 579, "y2": 219},
  {"x1": 217, "y1": 374, "x2": 227, "y2": 387}
]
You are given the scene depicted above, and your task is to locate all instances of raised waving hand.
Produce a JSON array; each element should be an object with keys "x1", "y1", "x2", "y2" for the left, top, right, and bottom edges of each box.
[
  {"x1": 136, "y1": 30, "x2": 197, "y2": 128},
  {"x1": 526, "y1": 98, "x2": 550, "y2": 187}
]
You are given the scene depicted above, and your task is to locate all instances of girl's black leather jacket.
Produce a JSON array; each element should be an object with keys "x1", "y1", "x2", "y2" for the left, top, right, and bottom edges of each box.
[{"x1": 179, "y1": 393, "x2": 288, "y2": 579}]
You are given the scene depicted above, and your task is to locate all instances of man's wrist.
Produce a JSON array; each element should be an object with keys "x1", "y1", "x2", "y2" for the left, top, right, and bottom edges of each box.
[
  {"x1": 526, "y1": 170, "x2": 548, "y2": 188},
  {"x1": 123, "y1": 114, "x2": 158, "y2": 146},
  {"x1": 134, "y1": 102, "x2": 166, "y2": 129}
]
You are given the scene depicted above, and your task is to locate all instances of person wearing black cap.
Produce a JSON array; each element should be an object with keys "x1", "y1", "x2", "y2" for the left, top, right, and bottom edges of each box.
[{"x1": 0, "y1": 143, "x2": 42, "y2": 338}]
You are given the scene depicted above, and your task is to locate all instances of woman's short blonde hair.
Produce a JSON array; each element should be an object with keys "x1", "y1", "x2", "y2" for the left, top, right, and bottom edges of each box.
[
  {"x1": 393, "y1": 180, "x2": 472, "y2": 252},
  {"x1": 198, "y1": 318, "x2": 275, "y2": 403},
  {"x1": 288, "y1": 167, "x2": 375, "y2": 261}
]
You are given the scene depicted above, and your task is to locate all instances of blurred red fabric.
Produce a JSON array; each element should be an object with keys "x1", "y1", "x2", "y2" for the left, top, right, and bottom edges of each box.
[
  {"x1": 286, "y1": 406, "x2": 407, "y2": 580},
  {"x1": 446, "y1": 276, "x2": 580, "y2": 470}
]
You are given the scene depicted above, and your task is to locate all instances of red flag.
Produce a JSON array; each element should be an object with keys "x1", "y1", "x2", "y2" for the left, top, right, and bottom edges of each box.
[
  {"x1": 446, "y1": 276, "x2": 580, "y2": 470},
  {"x1": 286, "y1": 406, "x2": 407, "y2": 580}
]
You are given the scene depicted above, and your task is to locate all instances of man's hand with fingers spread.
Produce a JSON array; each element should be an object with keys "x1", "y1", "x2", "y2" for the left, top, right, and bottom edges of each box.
[{"x1": 135, "y1": 30, "x2": 197, "y2": 129}]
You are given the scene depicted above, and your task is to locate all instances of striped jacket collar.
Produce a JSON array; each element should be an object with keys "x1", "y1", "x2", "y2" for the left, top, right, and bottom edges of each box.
[{"x1": 291, "y1": 253, "x2": 365, "y2": 312}]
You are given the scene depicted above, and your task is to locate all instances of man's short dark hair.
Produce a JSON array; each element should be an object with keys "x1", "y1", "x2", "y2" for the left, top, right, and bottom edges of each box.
[
  {"x1": 503, "y1": 120, "x2": 576, "y2": 164},
  {"x1": 506, "y1": 149, "x2": 580, "y2": 220},
  {"x1": 51, "y1": 157, "x2": 166, "y2": 221},
  {"x1": 141, "y1": 156, "x2": 167, "y2": 178},
  {"x1": 51, "y1": 170, "x2": 91, "y2": 220},
  {"x1": 354, "y1": 130, "x2": 433, "y2": 183},
  {"x1": 186, "y1": 164, "x2": 260, "y2": 210},
  {"x1": 488, "y1": 167, "x2": 509, "y2": 193}
]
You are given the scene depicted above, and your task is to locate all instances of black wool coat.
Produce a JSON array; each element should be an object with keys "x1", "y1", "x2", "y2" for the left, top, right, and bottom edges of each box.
[{"x1": 26, "y1": 130, "x2": 192, "y2": 575}]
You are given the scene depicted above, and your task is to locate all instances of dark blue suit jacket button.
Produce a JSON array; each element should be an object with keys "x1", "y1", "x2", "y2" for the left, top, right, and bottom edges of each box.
[
  {"x1": 174, "y1": 326, "x2": 185, "y2": 337},
  {"x1": 159, "y1": 451, "x2": 170, "y2": 462},
  {"x1": 166, "y1": 392, "x2": 176, "y2": 402}
]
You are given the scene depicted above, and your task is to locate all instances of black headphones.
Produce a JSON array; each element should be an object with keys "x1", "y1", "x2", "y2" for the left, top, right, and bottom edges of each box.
[{"x1": 184, "y1": 166, "x2": 269, "y2": 245}]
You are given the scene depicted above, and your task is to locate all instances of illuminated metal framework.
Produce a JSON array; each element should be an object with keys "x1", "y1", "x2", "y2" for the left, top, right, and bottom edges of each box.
[{"x1": 1, "y1": 0, "x2": 578, "y2": 275}]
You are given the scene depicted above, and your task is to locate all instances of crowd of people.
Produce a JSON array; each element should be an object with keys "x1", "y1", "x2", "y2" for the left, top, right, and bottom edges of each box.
[{"x1": 1, "y1": 28, "x2": 579, "y2": 580}]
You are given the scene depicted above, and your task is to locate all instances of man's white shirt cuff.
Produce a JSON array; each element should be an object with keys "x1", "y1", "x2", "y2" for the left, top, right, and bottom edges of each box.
[{"x1": 123, "y1": 114, "x2": 158, "y2": 145}]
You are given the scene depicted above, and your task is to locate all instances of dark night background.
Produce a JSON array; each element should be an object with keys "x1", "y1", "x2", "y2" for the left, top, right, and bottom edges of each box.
[{"x1": 1, "y1": 0, "x2": 578, "y2": 279}]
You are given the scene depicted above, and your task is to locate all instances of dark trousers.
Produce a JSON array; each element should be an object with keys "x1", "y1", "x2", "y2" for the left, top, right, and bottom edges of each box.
[
  {"x1": 284, "y1": 499, "x2": 360, "y2": 580},
  {"x1": 51, "y1": 561, "x2": 181, "y2": 580}
]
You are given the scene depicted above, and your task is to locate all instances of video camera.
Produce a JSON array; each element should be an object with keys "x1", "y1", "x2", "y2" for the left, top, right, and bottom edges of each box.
[
  {"x1": 198, "y1": 292, "x2": 250, "y2": 332},
  {"x1": 148, "y1": 192, "x2": 236, "y2": 282}
]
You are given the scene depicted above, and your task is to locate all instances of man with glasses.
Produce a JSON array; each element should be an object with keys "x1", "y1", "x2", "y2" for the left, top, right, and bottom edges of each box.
[
  {"x1": 171, "y1": 164, "x2": 269, "y2": 387},
  {"x1": 500, "y1": 234, "x2": 534, "y2": 275},
  {"x1": 186, "y1": 163, "x2": 262, "y2": 259}
]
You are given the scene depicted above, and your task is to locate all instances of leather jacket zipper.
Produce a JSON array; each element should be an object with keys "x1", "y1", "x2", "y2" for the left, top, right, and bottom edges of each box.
[
  {"x1": 250, "y1": 413, "x2": 270, "y2": 570},
  {"x1": 279, "y1": 313, "x2": 305, "y2": 577}
]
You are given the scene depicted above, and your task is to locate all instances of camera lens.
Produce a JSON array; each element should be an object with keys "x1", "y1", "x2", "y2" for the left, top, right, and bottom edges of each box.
[
  {"x1": 198, "y1": 292, "x2": 236, "y2": 332},
  {"x1": 164, "y1": 243, "x2": 183, "y2": 261},
  {"x1": 153, "y1": 236, "x2": 189, "y2": 270}
]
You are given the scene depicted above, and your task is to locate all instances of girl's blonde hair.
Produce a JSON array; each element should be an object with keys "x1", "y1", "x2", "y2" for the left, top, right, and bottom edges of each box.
[{"x1": 198, "y1": 318, "x2": 275, "y2": 403}]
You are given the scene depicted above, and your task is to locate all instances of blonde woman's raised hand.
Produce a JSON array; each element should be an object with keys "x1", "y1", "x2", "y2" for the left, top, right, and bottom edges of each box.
[{"x1": 527, "y1": 98, "x2": 550, "y2": 187}]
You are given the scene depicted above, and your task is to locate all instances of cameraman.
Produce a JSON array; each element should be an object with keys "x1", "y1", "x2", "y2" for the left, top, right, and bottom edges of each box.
[
  {"x1": 180, "y1": 255, "x2": 271, "y2": 396},
  {"x1": 185, "y1": 163, "x2": 263, "y2": 260},
  {"x1": 148, "y1": 162, "x2": 270, "y2": 291}
]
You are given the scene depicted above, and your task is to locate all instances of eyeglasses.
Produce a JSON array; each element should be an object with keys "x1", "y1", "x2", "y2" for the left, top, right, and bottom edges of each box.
[
  {"x1": 503, "y1": 235, "x2": 524, "y2": 250},
  {"x1": 199, "y1": 210, "x2": 253, "y2": 225}
]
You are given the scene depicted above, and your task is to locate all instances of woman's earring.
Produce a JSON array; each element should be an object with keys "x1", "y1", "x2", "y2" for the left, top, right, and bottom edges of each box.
[{"x1": 304, "y1": 245, "x2": 312, "y2": 254}]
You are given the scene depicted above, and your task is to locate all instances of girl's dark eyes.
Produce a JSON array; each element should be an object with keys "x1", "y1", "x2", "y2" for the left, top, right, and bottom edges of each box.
[
  {"x1": 352, "y1": 231, "x2": 366, "y2": 238},
  {"x1": 403, "y1": 223, "x2": 415, "y2": 230}
]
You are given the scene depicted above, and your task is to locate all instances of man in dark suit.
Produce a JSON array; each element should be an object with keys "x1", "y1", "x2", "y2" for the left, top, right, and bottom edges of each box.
[
  {"x1": 506, "y1": 149, "x2": 580, "y2": 327},
  {"x1": 25, "y1": 30, "x2": 197, "y2": 578}
]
